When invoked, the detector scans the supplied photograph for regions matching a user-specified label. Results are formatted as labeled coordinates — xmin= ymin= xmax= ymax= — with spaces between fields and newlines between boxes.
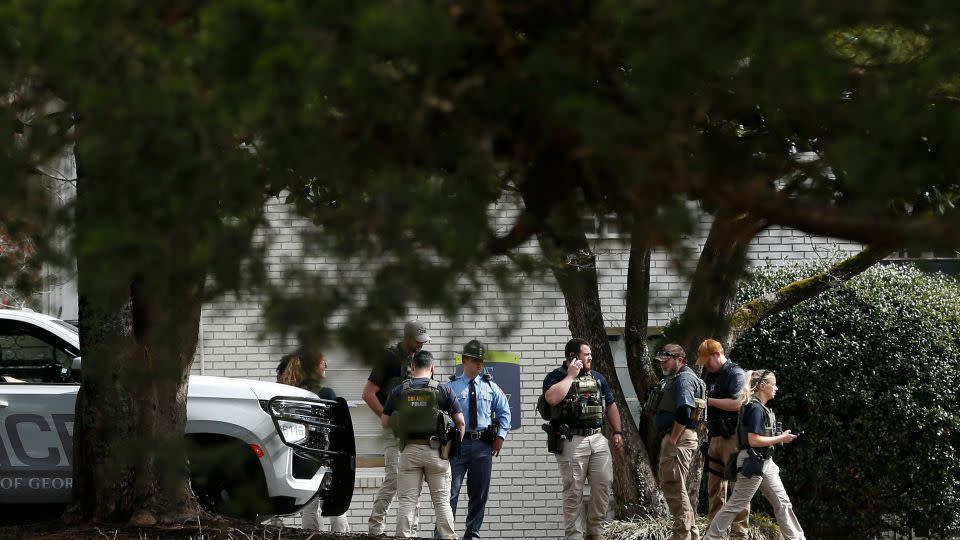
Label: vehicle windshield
xmin=52 ymin=318 xmax=79 ymax=336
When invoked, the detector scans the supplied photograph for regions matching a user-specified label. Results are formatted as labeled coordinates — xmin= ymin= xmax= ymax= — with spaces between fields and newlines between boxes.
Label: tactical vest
xmin=737 ymin=400 xmax=778 ymax=459
xmin=382 ymin=344 xmax=413 ymax=403
xmin=390 ymin=379 xmax=446 ymax=441
xmin=550 ymin=373 xmax=605 ymax=427
xmin=653 ymin=370 xmax=708 ymax=424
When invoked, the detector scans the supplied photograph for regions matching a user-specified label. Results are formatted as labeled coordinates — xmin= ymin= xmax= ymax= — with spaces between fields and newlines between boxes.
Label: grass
xmin=603 ymin=513 xmax=781 ymax=540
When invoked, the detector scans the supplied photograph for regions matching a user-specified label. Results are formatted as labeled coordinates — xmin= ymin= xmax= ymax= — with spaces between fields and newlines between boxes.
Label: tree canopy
xmin=2 ymin=0 xmax=960 ymax=527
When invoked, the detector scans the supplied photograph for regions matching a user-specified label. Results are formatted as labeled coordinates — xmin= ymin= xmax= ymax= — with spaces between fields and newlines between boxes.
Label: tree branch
xmin=729 ymin=244 xmax=894 ymax=345
xmin=700 ymin=181 xmax=960 ymax=250
xmin=486 ymin=209 xmax=538 ymax=255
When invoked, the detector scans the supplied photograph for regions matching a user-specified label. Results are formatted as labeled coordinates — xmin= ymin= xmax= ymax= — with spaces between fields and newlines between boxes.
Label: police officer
xmin=381 ymin=350 xmax=466 ymax=539
xmin=651 ymin=344 xmax=705 ymax=540
xmin=438 ymin=339 xmax=511 ymax=540
xmin=703 ymin=369 xmax=804 ymax=540
xmin=363 ymin=320 xmax=430 ymax=535
xmin=698 ymin=338 xmax=748 ymax=539
xmin=542 ymin=338 xmax=624 ymax=540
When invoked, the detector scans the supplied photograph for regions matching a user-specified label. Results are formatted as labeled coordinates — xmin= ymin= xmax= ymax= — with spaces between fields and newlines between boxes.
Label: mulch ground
xmin=0 ymin=517 xmax=386 ymax=540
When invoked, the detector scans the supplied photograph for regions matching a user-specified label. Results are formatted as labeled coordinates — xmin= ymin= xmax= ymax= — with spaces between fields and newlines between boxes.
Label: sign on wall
xmin=454 ymin=351 xmax=521 ymax=430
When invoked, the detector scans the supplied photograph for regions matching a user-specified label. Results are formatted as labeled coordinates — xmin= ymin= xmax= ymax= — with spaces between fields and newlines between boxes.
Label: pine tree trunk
xmin=624 ymin=233 xmax=669 ymax=517
xmin=72 ymin=287 xmax=139 ymax=522
xmin=675 ymin=210 xmax=766 ymax=355
xmin=533 ymin=228 xmax=665 ymax=518
xmin=672 ymin=210 xmax=765 ymax=509
xmin=519 ymin=146 xmax=665 ymax=517
xmin=70 ymin=172 xmax=204 ymax=524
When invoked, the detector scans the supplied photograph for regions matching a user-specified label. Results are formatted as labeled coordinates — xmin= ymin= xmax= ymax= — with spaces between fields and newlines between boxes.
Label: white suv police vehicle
xmin=0 ymin=307 xmax=354 ymax=519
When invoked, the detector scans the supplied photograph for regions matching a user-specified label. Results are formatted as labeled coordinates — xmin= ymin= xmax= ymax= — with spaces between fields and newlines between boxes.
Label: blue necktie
xmin=469 ymin=380 xmax=478 ymax=430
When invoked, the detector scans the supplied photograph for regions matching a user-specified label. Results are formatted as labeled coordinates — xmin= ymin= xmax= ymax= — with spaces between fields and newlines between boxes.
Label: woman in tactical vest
xmin=703 ymin=369 xmax=805 ymax=540
xmin=276 ymin=351 xmax=351 ymax=533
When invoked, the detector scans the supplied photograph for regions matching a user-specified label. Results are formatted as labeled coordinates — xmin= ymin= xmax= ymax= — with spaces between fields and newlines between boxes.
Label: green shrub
xmin=732 ymin=262 xmax=960 ymax=539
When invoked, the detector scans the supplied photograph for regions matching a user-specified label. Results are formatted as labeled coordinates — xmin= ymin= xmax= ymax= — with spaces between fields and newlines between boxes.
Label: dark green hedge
xmin=731 ymin=262 xmax=960 ymax=539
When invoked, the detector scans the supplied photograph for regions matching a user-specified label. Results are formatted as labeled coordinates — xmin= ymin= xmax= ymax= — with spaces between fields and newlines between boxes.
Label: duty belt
xmin=464 ymin=431 xmax=486 ymax=440
xmin=405 ymin=438 xmax=432 ymax=446
xmin=569 ymin=427 xmax=602 ymax=436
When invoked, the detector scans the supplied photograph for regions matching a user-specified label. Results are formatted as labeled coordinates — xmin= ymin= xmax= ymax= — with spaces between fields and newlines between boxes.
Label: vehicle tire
xmin=187 ymin=435 xmax=271 ymax=520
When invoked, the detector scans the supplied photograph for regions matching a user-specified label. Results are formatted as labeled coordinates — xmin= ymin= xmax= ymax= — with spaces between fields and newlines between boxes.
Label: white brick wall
xmin=192 ymin=195 xmax=864 ymax=538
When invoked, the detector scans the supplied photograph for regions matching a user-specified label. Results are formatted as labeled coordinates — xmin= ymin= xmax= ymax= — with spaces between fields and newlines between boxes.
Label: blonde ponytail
xmin=739 ymin=369 xmax=774 ymax=404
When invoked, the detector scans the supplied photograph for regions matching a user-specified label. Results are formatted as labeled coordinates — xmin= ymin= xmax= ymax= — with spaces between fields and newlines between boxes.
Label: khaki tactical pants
xmin=396 ymin=443 xmax=457 ymax=539
xmin=658 ymin=429 xmax=700 ymax=540
xmin=707 ymin=435 xmax=749 ymax=539
xmin=369 ymin=433 xmax=419 ymax=535
xmin=554 ymin=432 xmax=613 ymax=540
xmin=301 ymin=496 xmax=350 ymax=532
xmin=704 ymin=456 xmax=805 ymax=540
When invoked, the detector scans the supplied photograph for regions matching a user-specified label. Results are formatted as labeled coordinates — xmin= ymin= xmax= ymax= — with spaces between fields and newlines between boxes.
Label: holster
xmin=740 ymin=448 xmax=765 ymax=478
xmin=723 ymin=451 xmax=739 ymax=481
xmin=482 ymin=424 xmax=498 ymax=444
xmin=440 ymin=439 xmax=453 ymax=460
xmin=542 ymin=423 xmax=564 ymax=454
xmin=440 ymin=426 xmax=460 ymax=460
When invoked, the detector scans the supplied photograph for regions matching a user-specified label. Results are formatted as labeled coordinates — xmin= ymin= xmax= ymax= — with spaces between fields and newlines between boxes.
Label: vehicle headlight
xmin=278 ymin=420 xmax=308 ymax=445
xmin=268 ymin=396 xmax=335 ymax=451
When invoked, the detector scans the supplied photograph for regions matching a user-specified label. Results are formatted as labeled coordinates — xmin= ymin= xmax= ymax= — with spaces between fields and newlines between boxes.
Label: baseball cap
xmin=697 ymin=339 xmax=723 ymax=366
xmin=403 ymin=320 xmax=431 ymax=343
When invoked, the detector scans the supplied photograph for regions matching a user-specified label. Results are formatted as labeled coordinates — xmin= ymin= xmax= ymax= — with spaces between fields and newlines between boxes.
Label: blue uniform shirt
xmin=448 ymin=372 xmax=512 ymax=439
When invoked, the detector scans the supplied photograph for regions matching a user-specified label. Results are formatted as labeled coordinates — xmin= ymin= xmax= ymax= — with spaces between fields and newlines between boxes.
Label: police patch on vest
xmin=391 ymin=379 xmax=446 ymax=440
xmin=405 ymin=395 xmax=432 ymax=407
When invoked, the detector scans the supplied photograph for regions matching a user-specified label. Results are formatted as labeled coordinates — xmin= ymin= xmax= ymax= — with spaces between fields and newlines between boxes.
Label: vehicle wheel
xmin=188 ymin=435 xmax=271 ymax=520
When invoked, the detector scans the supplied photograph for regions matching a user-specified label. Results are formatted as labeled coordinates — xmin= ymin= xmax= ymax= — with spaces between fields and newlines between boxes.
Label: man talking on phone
xmin=541 ymin=338 xmax=624 ymax=540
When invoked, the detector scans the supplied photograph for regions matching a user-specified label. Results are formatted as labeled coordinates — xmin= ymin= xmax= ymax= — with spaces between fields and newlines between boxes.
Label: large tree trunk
xmin=623 ymin=227 xmax=669 ymax=517
xmin=519 ymin=142 xmax=666 ymax=517
xmin=72 ymin=281 xmax=138 ymax=522
xmin=70 ymin=172 xmax=204 ymax=524
xmin=674 ymin=210 xmax=767 ymax=355
xmin=670 ymin=209 xmax=765 ymax=509
xmin=536 ymin=230 xmax=665 ymax=518
xmin=518 ymin=146 xmax=657 ymax=515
